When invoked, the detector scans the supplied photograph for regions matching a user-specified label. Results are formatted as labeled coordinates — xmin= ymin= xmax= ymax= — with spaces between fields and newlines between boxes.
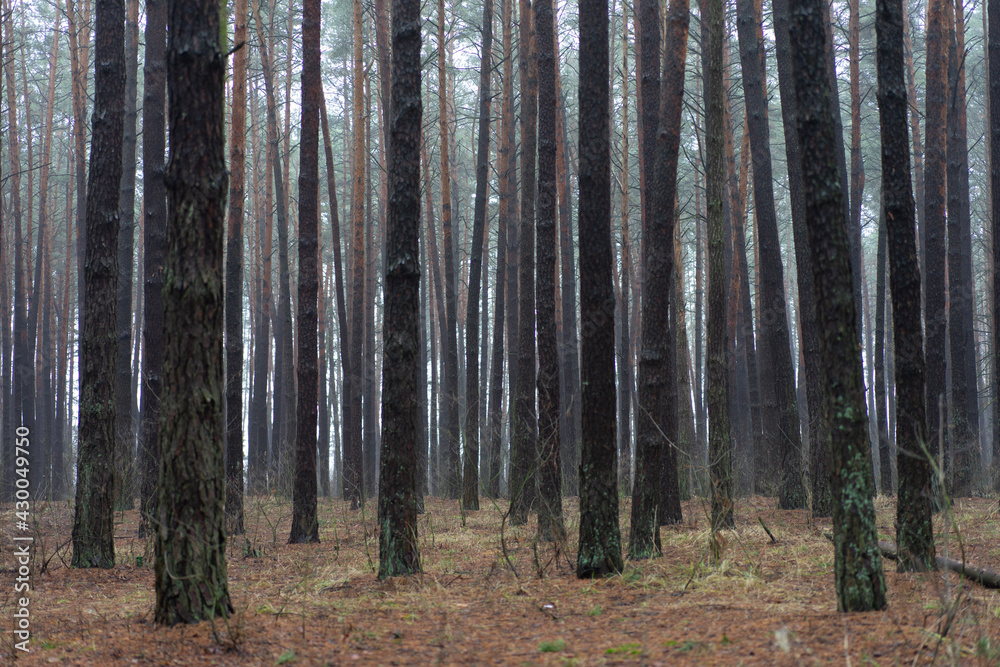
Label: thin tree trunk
xmin=874 ymin=206 xmax=892 ymax=495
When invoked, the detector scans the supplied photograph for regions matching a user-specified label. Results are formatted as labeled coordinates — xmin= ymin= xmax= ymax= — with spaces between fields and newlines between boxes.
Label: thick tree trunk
xmin=618 ymin=0 xmax=634 ymax=496
xmin=791 ymin=0 xmax=887 ymax=611
xmin=71 ymin=0 xmax=125 ymax=569
xmin=576 ymin=0 xmax=623 ymax=578
xmin=377 ymin=0 xmax=422 ymax=577
xmin=289 ymin=0 xmax=321 ymax=544
xmin=155 ymin=0 xmax=233 ymax=621
xmin=876 ymin=0 xmax=936 ymax=571
xmin=535 ymin=0 xmax=563 ymax=540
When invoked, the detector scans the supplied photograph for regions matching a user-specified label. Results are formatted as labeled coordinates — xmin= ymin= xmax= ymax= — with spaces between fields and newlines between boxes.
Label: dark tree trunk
xmin=114 ymin=0 xmax=139 ymax=510
xmin=736 ymin=0 xmax=803 ymax=509
xmin=510 ymin=0 xmax=538 ymax=524
xmin=535 ymin=0 xmax=563 ymax=541
xmin=771 ymin=0 xmax=828 ymax=516
xmin=576 ymin=0 xmax=623 ymax=578
xmin=791 ymin=0 xmax=887 ymax=611
xmin=289 ymin=0 xmax=321 ymax=544
xmin=437 ymin=0 xmax=462 ymax=501
xmin=923 ymin=0 xmax=949 ymax=497
xmin=226 ymin=0 xmax=248 ymax=535
xmin=704 ymin=0 xmax=733 ymax=532
xmin=138 ymin=0 xmax=166 ymax=536
xmin=155 ymin=0 xmax=233 ymax=622
xmin=71 ymin=0 xmax=125 ymax=569
xmin=629 ymin=0 xmax=689 ymax=560
xmin=463 ymin=0 xmax=494 ymax=512
xmin=321 ymin=94 xmax=353 ymax=503
xmin=377 ymin=0 xmax=422 ymax=577
xmin=946 ymin=0 xmax=978 ymax=496
xmin=876 ymin=0 xmax=936 ymax=571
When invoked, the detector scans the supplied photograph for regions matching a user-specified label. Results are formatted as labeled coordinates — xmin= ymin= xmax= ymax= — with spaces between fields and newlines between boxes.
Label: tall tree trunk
xmin=617 ymin=0 xmax=633 ymax=497
xmin=923 ymin=0 xmax=950 ymax=499
xmin=991 ymin=0 xmax=1000 ymax=493
xmin=791 ymin=0 xmax=887 ymax=611
xmin=155 ymin=0 xmax=233 ymax=621
xmin=114 ymin=0 xmax=139 ymax=511
xmin=504 ymin=0 xmax=520 ymax=500
xmin=510 ymin=0 xmax=538 ymax=523
xmin=463 ymin=0 xmax=494 ymax=511
xmin=138 ymin=0 xmax=167 ymax=534
xmin=377 ymin=0 xmax=422 ymax=576
xmin=72 ymin=0 xmax=125 ymax=568
xmin=66 ymin=0 xmax=91 ymax=337
xmin=576 ymin=0 xmax=623 ymax=578
xmin=555 ymin=22 xmax=581 ymax=496
xmin=736 ymin=0 xmax=803 ymax=509
xmin=289 ymin=0 xmax=321 ymax=544
xmin=437 ymin=0 xmax=462 ymax=500
xmin=629 ymin=0 xmax=689 ymax=559
xmin=772 ymin=0 xmax=828 ymax=516
xmin=903 ymin=0 xmax=926 ymax=289
xmin=226 ymin=0 xmax=248 ymax=535
xmin=876 ymin=0 xmax=936 ymax=571
xmin=946 ymin=0 xmax=978 ymax=496
xmin=535 ymin=0 xmax=563 ymax=540
xmin=704 ymin=0 xmax=733 ymax=532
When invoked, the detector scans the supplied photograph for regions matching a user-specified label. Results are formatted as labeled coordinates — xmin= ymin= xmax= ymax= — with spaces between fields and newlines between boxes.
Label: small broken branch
xmin=758 ymin=517 xmax=777 ymax=544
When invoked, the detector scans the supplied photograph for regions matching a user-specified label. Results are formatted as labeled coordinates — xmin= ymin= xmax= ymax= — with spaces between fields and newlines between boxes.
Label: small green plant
xmin=605 ymin=643 xmax=642 ymax=656
xmin=539 ymin=639 xmax=566 ymax=652
xmin=276 ymin=649 xmax=297 ymax=664
xmin=586 ymin=604 xmax=602 ymax=617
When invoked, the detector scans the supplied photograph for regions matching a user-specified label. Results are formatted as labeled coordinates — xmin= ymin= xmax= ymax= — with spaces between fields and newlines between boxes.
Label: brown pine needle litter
xmin=2 ymin=495 xmax=999 ymax=665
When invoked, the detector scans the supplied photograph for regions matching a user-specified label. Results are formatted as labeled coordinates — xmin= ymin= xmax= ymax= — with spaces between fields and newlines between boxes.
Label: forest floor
xmin=2 ymin=492 xmax=1000 ymax=665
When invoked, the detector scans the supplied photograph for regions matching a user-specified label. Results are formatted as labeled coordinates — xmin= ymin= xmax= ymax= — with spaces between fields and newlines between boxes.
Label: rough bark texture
xmin=945 ymin=0 xmax=978 ymax=496
xmin=226 ymin=0 xmax=248 ymax=536
xmin=154 ymin=0 xmax=233 ymax=623
xmin=463 ymin=0 xmax=494 ymax=512
xmin=704 ymin=0 xmax=732 ymax=532
xmin=576 ymin=0 xmax=623 ymax=578
xmin=114 ymin=0 xmax=139 ymax=510
xmin=138 ymin=0 xmax=167 ymax=536
xmin=791 ymin=0 xmax=888 ymax=611
xmin=289 ymin=0 xmax=320 ymax=544
xmin=377 ymin=0 xmax=422 ymax=577
xmin=877 ymin=0 xmax=936 ymax=572
xmin=71 ymin=0 xmax=125 ymax=570
xmin=923 ymin=0 xmax=949 ymax=491
xmin=992 ymin=0 xmax=1000 ymax=495
xmin=534 ymin=0 xmax=563 ymax=540
xmin=629 ymin=0 xmax=689 ymax=559
xmin=736 ymin=0 xmax=803 ymax=509
xmin=510 ymin=0 xmax=538 ymax=524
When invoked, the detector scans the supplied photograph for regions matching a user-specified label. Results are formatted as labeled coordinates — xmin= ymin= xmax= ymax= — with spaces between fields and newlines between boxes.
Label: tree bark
xmin=791 ymin=0 xmax=888 ymax=610
xmin=71 ymin=0 xmax=125 ymax=569
xmin=576 ymin=0 xmax=623 ymax=578
xmin=377 ymin=0 xmax=422 ymax=577
xmin=155 ymin=0 xmax=233 ymax=621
